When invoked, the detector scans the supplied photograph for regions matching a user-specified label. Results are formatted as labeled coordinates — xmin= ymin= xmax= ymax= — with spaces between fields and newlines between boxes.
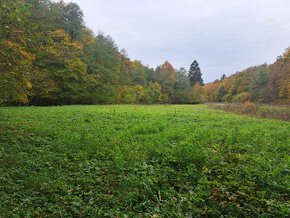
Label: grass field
xmin=0 ymin=105 xmax=289 ymax=217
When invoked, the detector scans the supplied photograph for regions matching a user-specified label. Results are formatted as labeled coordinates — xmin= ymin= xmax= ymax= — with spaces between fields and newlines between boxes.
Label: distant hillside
xmin=204 ymin=48 xmax=290 ymax=104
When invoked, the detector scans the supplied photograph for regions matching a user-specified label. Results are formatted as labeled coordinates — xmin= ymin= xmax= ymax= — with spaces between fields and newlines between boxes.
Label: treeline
xmin=0 ymin=0 xmax=289 ymax=106
xmin=204 ymin=48 xmax=290 ymax=105
xmin=0 ymin=0 xmax=205 ymax=106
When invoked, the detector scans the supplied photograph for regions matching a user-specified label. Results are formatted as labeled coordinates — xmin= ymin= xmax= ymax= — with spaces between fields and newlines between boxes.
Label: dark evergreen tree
xmin=220 ymin=74 xmax=226 ymax=81
xmin=188 ymin=60 xmax=204 ymax=86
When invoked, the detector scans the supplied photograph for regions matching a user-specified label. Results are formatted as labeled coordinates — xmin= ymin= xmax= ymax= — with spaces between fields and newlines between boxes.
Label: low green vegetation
xmin=0 ymin=105 xmax=289 ymax=217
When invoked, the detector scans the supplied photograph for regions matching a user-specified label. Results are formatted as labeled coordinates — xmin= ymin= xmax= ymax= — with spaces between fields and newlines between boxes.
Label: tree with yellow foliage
xmin=0 ymin=0 xmax=34 ymax=105
xmin=31 ymin=30 xmax=87 ymax=105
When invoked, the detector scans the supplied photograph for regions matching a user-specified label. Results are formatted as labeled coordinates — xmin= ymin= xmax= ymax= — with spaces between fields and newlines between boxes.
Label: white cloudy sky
xmin=62 ymin=0 xmax=290 ymax=83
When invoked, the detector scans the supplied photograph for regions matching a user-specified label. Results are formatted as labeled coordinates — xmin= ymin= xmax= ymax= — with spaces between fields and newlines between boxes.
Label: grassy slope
xmin=0 ymin=105 xmax=289 ymax=217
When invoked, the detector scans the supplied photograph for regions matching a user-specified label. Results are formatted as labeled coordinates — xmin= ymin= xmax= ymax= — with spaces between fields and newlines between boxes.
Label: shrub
xmin=240 ymin=101 xmax=258 ymax=114
xmin=232 ymin=92 xmax=251 ymax=103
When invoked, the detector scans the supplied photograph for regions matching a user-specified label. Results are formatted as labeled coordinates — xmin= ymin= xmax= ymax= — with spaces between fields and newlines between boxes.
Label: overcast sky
xmin=62 ymin=0 xmax=290 ymax=83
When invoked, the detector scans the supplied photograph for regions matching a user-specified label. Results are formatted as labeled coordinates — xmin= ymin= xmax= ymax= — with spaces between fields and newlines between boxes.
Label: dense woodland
xmin=204 ymin=52 xmax=290 ymax=105
xmin=0 ymin=0 xmax=289 ymax=106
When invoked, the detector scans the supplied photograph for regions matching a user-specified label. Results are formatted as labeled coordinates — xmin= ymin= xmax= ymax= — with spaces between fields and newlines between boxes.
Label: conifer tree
xmin=188 ymin=60 xmax=204 ymax=86
xmin=220 ymin=74 xmax=226 ymax=81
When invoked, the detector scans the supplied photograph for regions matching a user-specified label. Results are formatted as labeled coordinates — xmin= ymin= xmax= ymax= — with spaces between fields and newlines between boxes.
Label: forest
xmin=0 ymin=0 xmax=289 ymax=106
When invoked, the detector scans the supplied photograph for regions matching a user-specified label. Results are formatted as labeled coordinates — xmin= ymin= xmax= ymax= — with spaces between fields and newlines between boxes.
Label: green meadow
xmin=0 ymin=105 xmax=289 ymax=217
